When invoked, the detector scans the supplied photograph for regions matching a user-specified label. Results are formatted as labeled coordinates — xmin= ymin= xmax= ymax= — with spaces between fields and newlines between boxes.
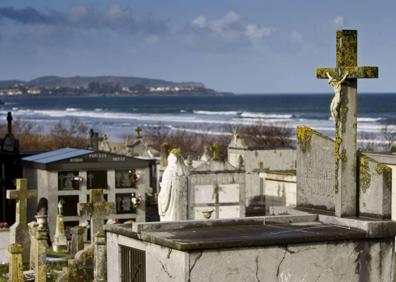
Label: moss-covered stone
xmin=375 ymin=163 xmax=392 ymax=191
xmin=359 ymin=155 xmax=371 ymax=193
xmin=296 ymin=126 xmax=315 ymax=152
xmin=170 ymin=148 xmax=181 ymax=156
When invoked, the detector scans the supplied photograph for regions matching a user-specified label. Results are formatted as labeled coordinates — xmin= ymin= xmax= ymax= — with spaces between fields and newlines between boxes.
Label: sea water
xmin=0 ymin=94 xmax=395 ymax=144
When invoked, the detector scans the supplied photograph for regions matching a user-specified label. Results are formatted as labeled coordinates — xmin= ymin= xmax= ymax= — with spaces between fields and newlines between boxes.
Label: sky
xmin=0 ymin=1 xmax=395 ymax=94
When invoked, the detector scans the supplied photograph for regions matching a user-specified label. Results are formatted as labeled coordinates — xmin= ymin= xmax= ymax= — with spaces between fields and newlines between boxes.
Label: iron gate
xmin=120 ymin=245 xmax=146 ymax=282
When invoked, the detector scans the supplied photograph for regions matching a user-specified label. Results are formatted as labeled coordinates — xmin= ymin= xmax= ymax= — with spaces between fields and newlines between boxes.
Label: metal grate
xmin=120 ymin=245 xmax=146 ymax=282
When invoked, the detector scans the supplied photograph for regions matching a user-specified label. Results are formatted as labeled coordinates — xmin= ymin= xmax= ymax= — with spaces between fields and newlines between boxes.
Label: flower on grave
xmin=128 ymin=169 xmax=141 ymax=185
xmin=73 ymin=176 xmax=84 ymax=183
xmin=131 ymin=192 xmax=142 ymax=209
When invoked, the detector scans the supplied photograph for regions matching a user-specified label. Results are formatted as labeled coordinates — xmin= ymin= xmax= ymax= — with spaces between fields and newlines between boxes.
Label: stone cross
xmin=94 ymin=231 xmax=107 ymax=282
xmin=6 ymin=179 xmax=36 ymax=225
xmin=8 ymin=243 xmax=24 ymax=282
xmin=317 ymin=30 xmax=378 ymax=217
xmin=135 ymin=127 xmax=142 ymax=138
xmin=78 ymin=189 xmax=115 ymax=240
xmin=7 ymin=112 xmax=12 ymax=134
xmin=6 ymin=179 xmax=36 ymax=263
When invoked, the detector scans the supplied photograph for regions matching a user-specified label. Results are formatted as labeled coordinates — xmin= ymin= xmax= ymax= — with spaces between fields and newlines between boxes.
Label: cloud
xmin=332 ymin=16 xmax=346 ymax=28
xmin=189 ymin=10 xmax=272 ymax=47
xmin=245 ymin=24 xmax=272 ymax=40
xmin=0 ymin=5 xmax=169 ymax=35
xmin=0 ymin=7 xmax=59 ymax=24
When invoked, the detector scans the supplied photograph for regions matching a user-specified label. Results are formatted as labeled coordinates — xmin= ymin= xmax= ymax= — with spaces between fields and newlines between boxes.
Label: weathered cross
xmin=135 ymin=127 xmax=142 ymax=138
xmin=316 ymin=30 xmax=378 ymax=217
xmin=78 ymin=189 xmax=115 ymax=239
xmin=7 ymin=112 xmax=12 ymax=134
xmin=6 ymin=178 xmax=36 ymax=225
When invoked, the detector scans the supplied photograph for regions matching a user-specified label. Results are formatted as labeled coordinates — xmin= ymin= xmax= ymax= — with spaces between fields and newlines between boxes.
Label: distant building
xmin=22 ymin=148 xmax=152 ymax=240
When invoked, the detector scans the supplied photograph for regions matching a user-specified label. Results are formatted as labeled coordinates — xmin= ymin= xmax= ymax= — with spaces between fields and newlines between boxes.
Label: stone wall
xmin=228 ymin=148 xmax=296 ymax=172
xmin=296 ymin=128 xmax=335 ymax=211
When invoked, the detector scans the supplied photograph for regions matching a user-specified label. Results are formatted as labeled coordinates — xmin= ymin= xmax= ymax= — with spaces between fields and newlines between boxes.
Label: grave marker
xmin=6 ymin=178 xmax=36 ymax=262
xmin=317 ymin=30 xmax=378 ymax=217
xmin=78 ymin=189 xmax=115 ymax=240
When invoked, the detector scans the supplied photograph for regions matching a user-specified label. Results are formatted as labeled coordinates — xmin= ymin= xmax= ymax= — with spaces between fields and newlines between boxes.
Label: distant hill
xmin=0 ymin=80 xmax=25 ymax=87
xmin=0 ymin=75 xmax=206 ymax=89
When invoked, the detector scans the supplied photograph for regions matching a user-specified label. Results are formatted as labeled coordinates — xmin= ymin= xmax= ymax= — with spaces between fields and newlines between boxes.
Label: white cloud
xmin=332 ymin=16 xmax=345 ymax=28
xmin=245 ymin=24 xmax=272 ymax=40
xmin=192 ymin=15 xmax=207 ymax=28
xmin=191 ymin=11 xmax=271 ymax=43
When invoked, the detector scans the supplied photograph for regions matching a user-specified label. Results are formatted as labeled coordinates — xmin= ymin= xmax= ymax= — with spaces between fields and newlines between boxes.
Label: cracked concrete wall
xmin=106 ymin=232 xmax=395 ymax=282
xmin=146 ymin=244 xmax=188 ymax=282
xmin=188 ymin=240 xmax=394 ymax=282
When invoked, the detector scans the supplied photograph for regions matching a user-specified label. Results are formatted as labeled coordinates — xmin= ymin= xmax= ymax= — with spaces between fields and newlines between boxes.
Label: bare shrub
xmin=239 ymin=122 xmax=293 ymax=149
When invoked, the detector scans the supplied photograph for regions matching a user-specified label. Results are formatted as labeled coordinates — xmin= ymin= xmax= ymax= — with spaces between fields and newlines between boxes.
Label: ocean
xmin=1 ymin=94 xmax=395 ymax=144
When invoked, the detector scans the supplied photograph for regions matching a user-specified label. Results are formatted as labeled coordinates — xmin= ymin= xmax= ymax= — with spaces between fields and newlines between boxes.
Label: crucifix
xmin=317 ymin=30 xmax=378 ymax=217
xmin=7 ymin=178 xmax=36 ymax=225
xmin=78 ymin=189 xmax=115 ymax=239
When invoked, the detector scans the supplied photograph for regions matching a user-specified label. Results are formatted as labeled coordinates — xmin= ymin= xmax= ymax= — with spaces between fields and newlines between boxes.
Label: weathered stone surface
xmin=70 ymin=226 xmax=85 ymax=256
xmin=53 ymin=201 xmax=68 ymax=252
xmin=28 ymin=221 xmax=38 ymax=270
xmin=316 ymin=29 xmax=379 ymax=217
xmin=260 ymin=170 xmax=296 ymax=213
xmin=57 ymin=244 xmax=94 ymax=282
xmin=8 ymin=243 xmax=23 ymax=282
xmin=359 ymin=154 xmax=392 ymax=219
xmin=296 ymin=126 xmax=335 ymax=212
xmin=6 ymin=178 xmax=36 ymax=262
xmin=94 ymin=231 xmax=106 ymax=282
xmin=188 ymin=240 xmax=394 ymax=282
xmin=34 ymin=224 xmax=48 ymax=282
xmin=78 ymin=189 xmax=115 ymax=240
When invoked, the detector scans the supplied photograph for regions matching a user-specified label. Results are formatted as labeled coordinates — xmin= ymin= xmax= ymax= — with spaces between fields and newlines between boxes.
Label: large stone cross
xmin=78 ymin=189 xmax=115 ymax=239
xmin=316 ymin=30 xmax=378 ymax=217
xmin=6 ymin=179 xmax=36 ymax=225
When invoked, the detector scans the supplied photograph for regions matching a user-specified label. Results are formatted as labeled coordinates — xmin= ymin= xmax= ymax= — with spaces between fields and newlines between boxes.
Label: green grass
xmin=0 ymin=264 xmax=7 ymax=282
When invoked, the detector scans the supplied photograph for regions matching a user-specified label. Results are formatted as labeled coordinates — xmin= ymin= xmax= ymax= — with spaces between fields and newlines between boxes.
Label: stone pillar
xmin=8 ymin=243 xmax=24 ymax=282
xmin=28 ymin=221 xmax=38 ymax=270
xmin=53 ymin=212 xmax=68 ymax=252
xmin=34 ymin=215 xmax=48 ymax=282
xmin=70 ymin=226 xmax=85 ymax=256
xmin=94 ymin=231 xmax=107 ymax=282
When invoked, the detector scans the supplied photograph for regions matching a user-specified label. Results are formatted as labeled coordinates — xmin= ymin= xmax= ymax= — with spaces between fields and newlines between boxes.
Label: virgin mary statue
xmin=158 ymin=148 xmax=189 ymax=221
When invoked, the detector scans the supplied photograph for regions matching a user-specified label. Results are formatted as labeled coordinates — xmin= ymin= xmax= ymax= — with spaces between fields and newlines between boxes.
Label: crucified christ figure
xmin=327 ymin=71 xmax=349 ymax=122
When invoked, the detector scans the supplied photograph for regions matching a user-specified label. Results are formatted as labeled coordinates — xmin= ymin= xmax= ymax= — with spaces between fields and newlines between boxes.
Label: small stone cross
xmin=135 ymin=127 xmax=142 ymax=138
xmin=78 ymin=189 xmax=115 ymax=239
xmin=6 ymin=179 xmax=36 ymax=225
xmin=316 ymin=30 xmax=378 ymax=217
xmin=7 ymin=112 xmax=12 ymax=134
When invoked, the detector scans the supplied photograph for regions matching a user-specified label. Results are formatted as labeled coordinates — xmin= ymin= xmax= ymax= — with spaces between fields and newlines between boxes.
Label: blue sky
xmin=0 ymin=1 xmax=395 ymax=93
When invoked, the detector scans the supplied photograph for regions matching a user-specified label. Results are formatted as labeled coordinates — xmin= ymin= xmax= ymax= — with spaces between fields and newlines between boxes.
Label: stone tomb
xmin=106 ymin=215 xmax=396 ymax=281
xmin=188 ymin=158 xmax=246 ymax=220
xmin=296 ymin=126 xmax=335 ymax=211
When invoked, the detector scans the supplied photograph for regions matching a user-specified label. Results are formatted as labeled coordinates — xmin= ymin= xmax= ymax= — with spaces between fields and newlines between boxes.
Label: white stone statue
xmin=158 ymin=149 xmax=189 ymax=221
xmin=327 ymin=71 xmax=349 ymax=122
xmin=57 ymin=200 xmax=64 ymax=216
